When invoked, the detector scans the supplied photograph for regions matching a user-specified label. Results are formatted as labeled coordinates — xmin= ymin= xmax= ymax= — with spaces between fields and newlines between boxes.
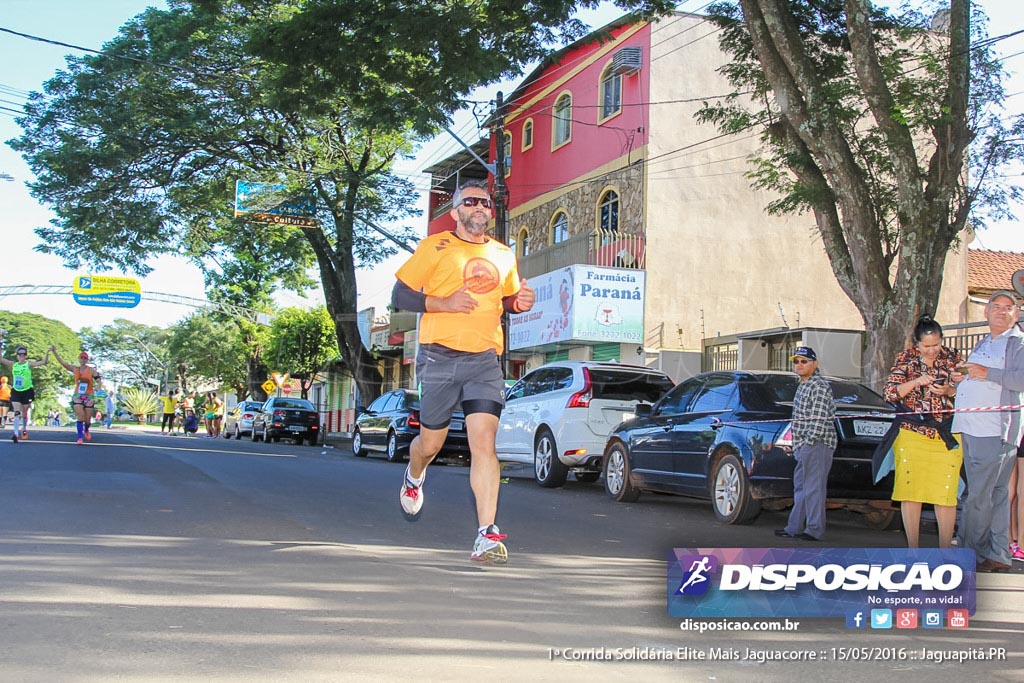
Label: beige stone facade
xmin=509 ymin=160 xmax=645 ymax=256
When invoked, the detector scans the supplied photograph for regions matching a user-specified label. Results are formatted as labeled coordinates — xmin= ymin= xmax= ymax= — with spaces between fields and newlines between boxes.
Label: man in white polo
xmin=953 ymin=290 xmax=1024 ymax=572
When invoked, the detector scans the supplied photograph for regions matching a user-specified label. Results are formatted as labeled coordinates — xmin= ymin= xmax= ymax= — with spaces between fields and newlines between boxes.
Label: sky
xmin=0 ymin=0 xmax=1022 ymax=335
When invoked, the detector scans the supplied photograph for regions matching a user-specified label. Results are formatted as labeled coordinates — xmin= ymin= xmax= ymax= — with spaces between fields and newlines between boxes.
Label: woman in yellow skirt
xmin=882 ymin=315 xmax=964 ymax=548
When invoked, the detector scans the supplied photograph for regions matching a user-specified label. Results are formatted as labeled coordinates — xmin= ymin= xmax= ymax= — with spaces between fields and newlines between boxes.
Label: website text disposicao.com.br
xmin=678 ymin=618 xmax=800 ymax=634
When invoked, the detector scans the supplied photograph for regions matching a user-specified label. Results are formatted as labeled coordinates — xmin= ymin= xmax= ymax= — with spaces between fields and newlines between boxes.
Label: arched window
xmin=550 ymin=211 xmax=569 ymax=245
xmin=502 ymin=131 xmax=512 ymax=177
xmin=599 ymin=66 xmax=622 ymax=120
xmin=517 ymin=227 xmax=531 ymax=257
xmin=553 ymin=93 xmax=572 ymax=147
xmin=598 ymin=190 xmax=619 ymax=235
xmin=521 ymin=119 xmax=534 ymax=151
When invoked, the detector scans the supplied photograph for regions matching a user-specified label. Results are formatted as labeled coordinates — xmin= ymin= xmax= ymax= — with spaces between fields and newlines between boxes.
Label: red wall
xmin=498 ymin=23 xmax=651 ymax=209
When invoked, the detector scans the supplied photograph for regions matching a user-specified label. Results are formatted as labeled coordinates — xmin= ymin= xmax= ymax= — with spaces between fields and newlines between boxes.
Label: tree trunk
xmin=303 ymin=206 xmax=383 ymax=406
xmin=738 ymin=0 xmax=970 ymax=390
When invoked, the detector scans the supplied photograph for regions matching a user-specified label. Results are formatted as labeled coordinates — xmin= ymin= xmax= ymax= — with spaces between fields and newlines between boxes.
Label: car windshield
xmin=274 ymin=399 xmax=315 ymax=410
xmin=243 ymin=402 xmax=263 ymax=411
xmin=760 ymin=375 xmax=890 ymax=410
xmin=588 ymin=368 xmax=674 ymax=403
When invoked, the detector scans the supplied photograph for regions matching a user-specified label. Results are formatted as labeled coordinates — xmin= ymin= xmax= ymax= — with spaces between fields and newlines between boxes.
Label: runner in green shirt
xmin=0 ymin=344 xmax=50 ymax=443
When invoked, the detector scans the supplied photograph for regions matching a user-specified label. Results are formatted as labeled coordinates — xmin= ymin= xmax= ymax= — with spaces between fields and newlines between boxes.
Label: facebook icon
xmin=845 ymin=610 xmax=866 ymax=629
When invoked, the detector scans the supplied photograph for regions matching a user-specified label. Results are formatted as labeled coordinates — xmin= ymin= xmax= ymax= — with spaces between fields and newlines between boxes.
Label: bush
xmin=119 ymin=386 xmax=159 ymax=424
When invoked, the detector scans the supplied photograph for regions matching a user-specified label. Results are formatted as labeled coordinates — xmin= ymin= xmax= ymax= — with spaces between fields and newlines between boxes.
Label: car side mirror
xmin=634 ymin=404 xmax=653 ymax=418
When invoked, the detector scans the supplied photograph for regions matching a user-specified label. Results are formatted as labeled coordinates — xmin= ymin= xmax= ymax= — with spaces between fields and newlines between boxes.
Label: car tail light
xmin=242 ymin=413 xmax=253 ymax=420
xmin=273 ymin=410 xmax=286 ymax=418
xmin=566 ymin=367 xmax=592 ymax=408
xmin=775 ymin=423 xmax=794 ymax=450
xmin=408 ymin=410 xmax=421 ymax=428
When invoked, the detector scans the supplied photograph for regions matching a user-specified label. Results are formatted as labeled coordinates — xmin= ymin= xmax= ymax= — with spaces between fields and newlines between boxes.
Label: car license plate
xmin=853 ymin=420 xmax=888 ymax=438
xmin=450 ymin=420 xmax=464 ymax=431
xmin=288 ymin=426 xmax=305 ymax=432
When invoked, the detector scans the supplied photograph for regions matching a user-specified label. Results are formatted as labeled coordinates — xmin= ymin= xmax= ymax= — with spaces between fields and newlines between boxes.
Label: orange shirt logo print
xmin=463 ymin=258 xmax=500 ymax=295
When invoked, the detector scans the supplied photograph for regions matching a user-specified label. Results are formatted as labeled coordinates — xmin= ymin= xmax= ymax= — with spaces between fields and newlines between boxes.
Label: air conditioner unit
xmin=611 ymin=47 xmax=642 ymax=75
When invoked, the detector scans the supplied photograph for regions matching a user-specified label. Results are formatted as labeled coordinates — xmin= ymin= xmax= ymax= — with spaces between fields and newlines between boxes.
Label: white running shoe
xmin=470 ymin=525 xmax=508 ymax=564
xmin=400 ymin=465 xmax=424 ymax=520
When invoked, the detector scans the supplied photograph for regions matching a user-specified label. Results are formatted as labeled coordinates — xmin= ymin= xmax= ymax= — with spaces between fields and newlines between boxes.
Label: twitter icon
xmin=870 ymin=609 xmax=893 ymax=629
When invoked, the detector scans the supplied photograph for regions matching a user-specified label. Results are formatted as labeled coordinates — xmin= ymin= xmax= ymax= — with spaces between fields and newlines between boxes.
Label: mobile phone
xmin=933 ymin=377 xmax=947 ymax=386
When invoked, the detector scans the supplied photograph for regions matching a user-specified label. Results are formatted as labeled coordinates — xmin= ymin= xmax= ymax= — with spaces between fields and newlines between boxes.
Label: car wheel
xmin=604 ymin=441 xmax=640 ymax=502
xmin=533 ymin=428 xmax=568 ymax=488
xmin=574 ymin=472 xmax=600 ymax=484
xmin=385 ymin=431 xmax=402 ymax=463
xmin=251 ymin=423 xmax=262 ymax=442
xmin=863 ymin=509 xmax=902 ymax=531
xmin=352 ymin=429 xmax=366 ymax=457
xmin=710 ymin=453 xmax=761 ymax=525
xmin=307 ymin=436 xmax=319 ymax=447
xmin=271 ymin=432 xmax=280 ymax=443
xmin=234 ymin=425 xmax=241 ymax=440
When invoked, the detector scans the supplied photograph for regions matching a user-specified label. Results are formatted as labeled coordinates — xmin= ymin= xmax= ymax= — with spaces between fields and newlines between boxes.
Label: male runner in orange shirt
xmin=391 ymin=179 xmax=534 ymax=563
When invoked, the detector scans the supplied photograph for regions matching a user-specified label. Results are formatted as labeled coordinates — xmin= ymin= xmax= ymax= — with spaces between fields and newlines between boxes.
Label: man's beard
xmin=460 ymin=211 xmax=490 ymax=236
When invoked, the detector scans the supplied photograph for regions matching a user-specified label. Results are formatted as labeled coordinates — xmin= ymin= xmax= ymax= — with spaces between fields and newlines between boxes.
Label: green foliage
xmin=0 ymin=310 xmax=82 ymax=399
xmin=78 ymin=320 xmax=170 ymax=388
xmin=239 ymin=0 xmax=678 ymax=133
xmin=265 ymin=306 xmax=336 ymax=397
xmin=118 ymin=385 xmax=159 ymax=420
xmin=167 ymin=311 xmax=249 ymax=396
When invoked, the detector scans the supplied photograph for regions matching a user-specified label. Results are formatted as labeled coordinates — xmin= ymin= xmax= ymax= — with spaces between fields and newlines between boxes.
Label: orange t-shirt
xmin=0 ymin=382 xmax=10 ymax=401
xmin=396 ymin=231 xmax=520 ymax=353
xmin=73 ymin=366 xmax=95 ymax=396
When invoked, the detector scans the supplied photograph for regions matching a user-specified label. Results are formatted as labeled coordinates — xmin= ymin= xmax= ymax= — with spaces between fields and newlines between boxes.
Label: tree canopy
xmin=699 ymin=0 xmax=1023 ymax=386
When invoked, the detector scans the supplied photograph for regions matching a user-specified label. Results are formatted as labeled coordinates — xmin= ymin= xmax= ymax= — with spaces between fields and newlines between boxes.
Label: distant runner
xmin=51 ymin=347 xmax=98 ymax=445
xmin=0 ymin=344 xmax=50 ymax=443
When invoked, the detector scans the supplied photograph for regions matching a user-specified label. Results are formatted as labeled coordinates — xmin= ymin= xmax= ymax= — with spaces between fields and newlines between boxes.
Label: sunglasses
xmin=792 ymin=359 xmax=813 ymax=365
xmin=459 ymin=197 xmax=493 ymax=209
xmin=16 ymin=351 xmax=27 ymax=356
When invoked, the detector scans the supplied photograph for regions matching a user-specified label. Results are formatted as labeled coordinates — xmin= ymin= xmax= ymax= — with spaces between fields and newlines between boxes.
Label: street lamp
xmin=125 ymin=335 xmax=170 ymax=393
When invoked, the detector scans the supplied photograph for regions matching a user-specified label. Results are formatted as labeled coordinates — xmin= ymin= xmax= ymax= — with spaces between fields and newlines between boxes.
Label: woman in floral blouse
xmin=882 ymin=315 xmax=964 ymax=548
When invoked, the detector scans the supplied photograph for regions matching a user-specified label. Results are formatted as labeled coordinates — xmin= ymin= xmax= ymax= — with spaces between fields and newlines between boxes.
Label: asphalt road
xmin=0 ymin=425 xmax=1021 ymax=682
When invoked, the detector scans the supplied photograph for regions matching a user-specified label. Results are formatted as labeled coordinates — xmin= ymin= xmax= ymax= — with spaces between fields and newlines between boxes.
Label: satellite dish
xmin=1013 ymin=269 xmax=1024 ymax=300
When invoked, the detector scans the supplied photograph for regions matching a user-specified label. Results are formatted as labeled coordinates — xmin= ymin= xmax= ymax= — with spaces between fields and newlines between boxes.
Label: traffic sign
xmin=282 ymin=385 xmax=292 ymax=395
xmin=271 ymin=372 xmax=289 ymax=388
xmin=261 ymin=379 xmax=276 ymax=394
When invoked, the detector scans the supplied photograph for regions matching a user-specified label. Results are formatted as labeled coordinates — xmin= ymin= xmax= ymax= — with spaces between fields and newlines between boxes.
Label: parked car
xmin=251 ymin=396 xmax=320 ymax=446
xmin=223 ymin=400 xmax=265 ymax=440
xmin=602 ymin=370 xmax=897 ymax=527
xmin=351 ymin=389 xmax=469 ymax=462
xmin=496 ymin=361 xmax=675 ymax=487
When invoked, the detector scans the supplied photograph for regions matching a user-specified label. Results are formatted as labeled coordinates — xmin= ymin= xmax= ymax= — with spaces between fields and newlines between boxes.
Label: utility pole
xmin=492 ymin=91 xmax=511 ymax=379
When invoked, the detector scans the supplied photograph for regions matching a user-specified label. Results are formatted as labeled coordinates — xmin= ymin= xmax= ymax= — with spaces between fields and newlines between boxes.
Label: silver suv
xmin=496 ymin=361 xmax=674 ymax=487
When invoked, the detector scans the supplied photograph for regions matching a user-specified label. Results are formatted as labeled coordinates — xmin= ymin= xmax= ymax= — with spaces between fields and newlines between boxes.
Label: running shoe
xmin=20 ymin=431 xmax=27 ymax=440
xmin=400 ymin=465 xmax=424 ymax=520
xmin=76 ymin=438 xmax=83 ymax=445
xmin=84 ymin=431 xmax=92 ymax=442
xmin=11 ymin=433 xmax=18 ymax=443
xmin=470 ymin=525 xmax=508 ymax=564
xmin=1011 ymin=542 xmax=1024 ymax=562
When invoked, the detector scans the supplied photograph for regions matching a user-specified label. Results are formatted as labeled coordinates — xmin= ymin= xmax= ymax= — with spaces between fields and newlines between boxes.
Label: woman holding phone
xmin=880 ymin=315 xmax=964 ymax=548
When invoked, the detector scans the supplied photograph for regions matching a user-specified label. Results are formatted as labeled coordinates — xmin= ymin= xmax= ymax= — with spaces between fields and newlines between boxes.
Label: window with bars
xmin=598 ymin=190 xmax=619 ymax=234
xmin=550 ymin=211 xmax=569 ymax=244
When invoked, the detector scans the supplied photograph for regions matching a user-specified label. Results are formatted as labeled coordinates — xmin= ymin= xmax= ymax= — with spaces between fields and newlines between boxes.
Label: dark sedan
xmin=251 ymin=397 xmax=320 ymax=446
xmin=602 ymin=371 xmax=897 ymax=528
xmin=352 ymin=389 xmax=470 ymax=463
